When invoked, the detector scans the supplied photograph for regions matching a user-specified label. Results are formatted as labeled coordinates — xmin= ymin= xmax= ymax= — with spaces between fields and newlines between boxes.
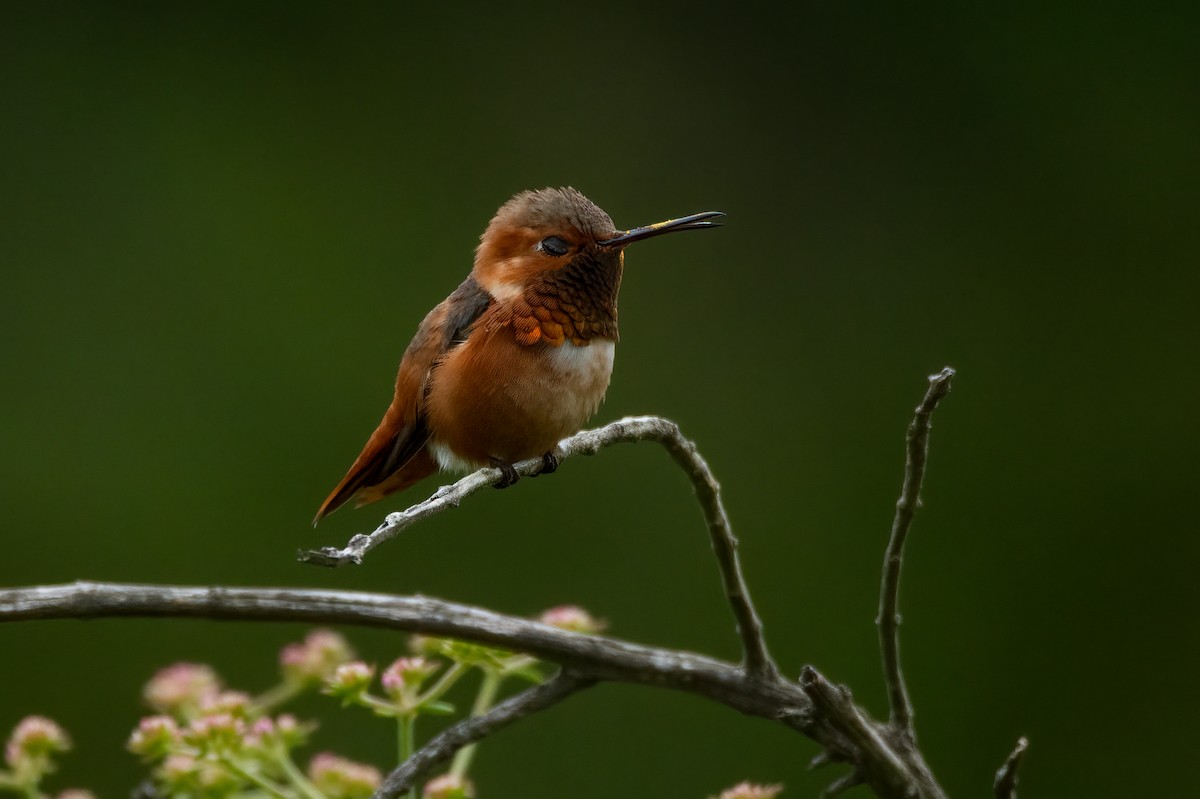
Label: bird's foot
xmin=490 ymin=458 xmax=520 ymax=489
xmin=532 ymin=449 xmax=560 ymax=477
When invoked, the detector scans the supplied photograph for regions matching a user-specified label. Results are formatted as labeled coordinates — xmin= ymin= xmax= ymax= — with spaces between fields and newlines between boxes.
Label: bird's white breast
xmin=550 ymin=338 xmax=615 ymax=384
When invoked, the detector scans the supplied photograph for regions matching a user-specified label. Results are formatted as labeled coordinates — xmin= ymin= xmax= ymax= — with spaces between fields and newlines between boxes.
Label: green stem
xmin=398 ymin=713 xmax=417 ymax=799
xmin=252 ymin=680 xmax=305 ymax=714
xmin=416 ymin=661 xmax=468 ymax=707
xmin=501 ymin=655 xmax=538 ymax=674
xmin=275 ymin=746 xmax=327 ymax=799
xmin=449 ymin=669 xmax=503 ymax=779
xmin=218 ymin=757 xmax=293 ymax=799
xmin=0 ymin=772 xmax=33 ymax=796
xmin=362 ymin=693 xmax=404 ymax=715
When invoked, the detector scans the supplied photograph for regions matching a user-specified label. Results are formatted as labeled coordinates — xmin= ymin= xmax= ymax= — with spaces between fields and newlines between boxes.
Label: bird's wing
xmin=314 ymin=275 xmax=492 ymax=521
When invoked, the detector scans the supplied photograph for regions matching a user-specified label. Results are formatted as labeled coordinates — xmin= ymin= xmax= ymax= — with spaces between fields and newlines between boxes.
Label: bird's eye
xmin=538 ymin=236 xmax=570 ymax=257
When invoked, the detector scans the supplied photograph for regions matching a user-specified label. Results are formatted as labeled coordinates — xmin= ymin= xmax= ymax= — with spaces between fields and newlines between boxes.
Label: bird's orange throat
xmin=498 ymin=250 xmax=623 ymax=348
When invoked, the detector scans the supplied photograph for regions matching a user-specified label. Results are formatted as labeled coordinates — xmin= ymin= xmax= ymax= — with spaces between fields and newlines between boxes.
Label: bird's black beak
xmin=597 ymin=211 xmax=724 ymax=247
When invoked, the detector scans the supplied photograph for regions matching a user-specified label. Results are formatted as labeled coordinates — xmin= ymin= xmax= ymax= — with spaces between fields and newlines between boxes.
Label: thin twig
xmin=820 ymin=768 xmax=864 ymax=798
xmin=374 ymin=671 xmax=594 ymax=799
xmin=993 ymin=737 xmax=1029 ymax=799
xmin=302 ymin=415 xmax=778 ymax=681
xmin=876 ymin=367 xmax=955 ymax=737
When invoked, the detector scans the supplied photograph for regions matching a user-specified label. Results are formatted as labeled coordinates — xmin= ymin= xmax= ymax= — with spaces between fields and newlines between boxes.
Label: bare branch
xmin=993 ymin=737 xmax=1029 ymax=799
xmin=876 ymin=367 xmax=955 ymax=737
xmin=0 ymin=581 xmax=949 ymax=798
xmin=302 ymin=415 xmax=778 ymax=681
xmin=0 ymin=380 xmax=1010 ymax=799
xmin=0 ymin=581 xmax=802 ymax=726
xmin=800 ymin=666 xmax=946 ymax=799
xmin=374 ymin=670 xmax=594 ymax=799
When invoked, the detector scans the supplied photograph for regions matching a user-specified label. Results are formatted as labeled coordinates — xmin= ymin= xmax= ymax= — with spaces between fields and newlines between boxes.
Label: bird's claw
xmin=490 ymin=459 xmax=520 ymax=489
xmin=532 ymin=450 xmax=560 ymax=477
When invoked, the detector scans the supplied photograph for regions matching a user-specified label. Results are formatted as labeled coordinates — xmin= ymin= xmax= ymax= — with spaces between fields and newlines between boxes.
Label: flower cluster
xmin=280 ymin=629 xmax=356 ymax=688
xmin=0 ymin=715 xmax=92 ymax=798
xmin=126 ymin=629 xmax=378 ymax=799
xmin=3 ymin=605 xmax=680 ymax=799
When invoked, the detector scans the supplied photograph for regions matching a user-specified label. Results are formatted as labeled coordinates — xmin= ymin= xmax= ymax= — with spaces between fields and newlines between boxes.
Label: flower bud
xmin=325 ymin=662 xmax=375 ymax=703
xmin=308 ymin=751 xmax=382 ymax=799
xmin=423 ymin=773 xmax=475 ymax=799
xmin=127 ymin=715 xmax=180 ymax=759
xmin=280 ymin=630 xmax=354 ymax=686
xmin=381 ymin=657 xmax=439 ymax=701
xmin=161 ymin=755 xmax=238 ymax=792
xmin=157 ymin=753 xmax=200 ymax=792
xmin=716 ymin=782 xmax=783 ymax=799
xmin=274 ymin=713 xmax=314 ymax=749
xmin=241 ymin=717 xmax=276 ymax=754
xmin=199 ymin=691 xmax=252 ymax=718
xmin=538 ymin=605 xmax=606 ymax=635
xmin=182 ymin=713 xmax=244 ymax=754
xmin=143 ymin=663 xmax=221 ymax=717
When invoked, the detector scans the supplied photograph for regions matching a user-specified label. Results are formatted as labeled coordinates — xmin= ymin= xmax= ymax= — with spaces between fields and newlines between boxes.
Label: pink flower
xmin=381 ymin=657 xmax=439 ymax=700
xmin=538 ymin=605 xmax=606 ymax=634
xmin=716 ymin=782 xmax=784 ymax=799
xmin=308 ymin=751 xmax=382 ymax=798
xmin=127 ymin=715 xmax=180 ymax=758
xmin=5 ymin=715 xmax=70 ymax=768
xmin=274 ymin=713 xmax=314 ymax=748
xmin=143 ymin=663 xmax=221 ymax=716
xmin=182 ymin=713 xmax=245 ymax=754
xmin=280 ymin=630 xmax=354 ymax=686
xmin=160 ymin=753 xmax=196 ymax=776
xmin=325 ymin=661 xmax=375 ymax=702
xmin=158 ymin=753 xmax=237 ymax=791
xmin=199 ymin=691 xmax=252 ymax=717
xmin=423 ymin=773 xmax=475 ymax=799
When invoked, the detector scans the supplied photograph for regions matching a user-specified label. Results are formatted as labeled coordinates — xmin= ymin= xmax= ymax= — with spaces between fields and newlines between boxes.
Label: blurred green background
xmin=2 ymin=1 xmax=1197 ymax=796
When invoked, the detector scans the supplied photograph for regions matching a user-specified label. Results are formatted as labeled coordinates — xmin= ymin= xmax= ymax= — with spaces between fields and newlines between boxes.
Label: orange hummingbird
xmin=314 ymin=187 xmax=722 ymax=522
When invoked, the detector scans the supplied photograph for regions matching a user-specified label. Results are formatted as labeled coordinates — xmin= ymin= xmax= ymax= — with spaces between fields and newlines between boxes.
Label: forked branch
xmin=0 ymin=368 xmax=1020 ymax=799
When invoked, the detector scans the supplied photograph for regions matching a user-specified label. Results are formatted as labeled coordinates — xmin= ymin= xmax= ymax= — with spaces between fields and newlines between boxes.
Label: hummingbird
xmin=315 ymin=187 xmax=722 ymax=522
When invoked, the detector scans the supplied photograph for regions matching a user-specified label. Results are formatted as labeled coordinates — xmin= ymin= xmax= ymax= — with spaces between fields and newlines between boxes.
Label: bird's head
xmin=473 ymin=187 xmax=722 ymax=300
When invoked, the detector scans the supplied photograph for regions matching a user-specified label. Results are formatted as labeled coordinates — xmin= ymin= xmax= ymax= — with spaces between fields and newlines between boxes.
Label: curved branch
xmin=302 ymin=415 xmax=778 ymax=680
xmin=375 ymin=670 xmax=594 ymax=799
xmin=876 ymin=368 xmax=954 ymax=737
